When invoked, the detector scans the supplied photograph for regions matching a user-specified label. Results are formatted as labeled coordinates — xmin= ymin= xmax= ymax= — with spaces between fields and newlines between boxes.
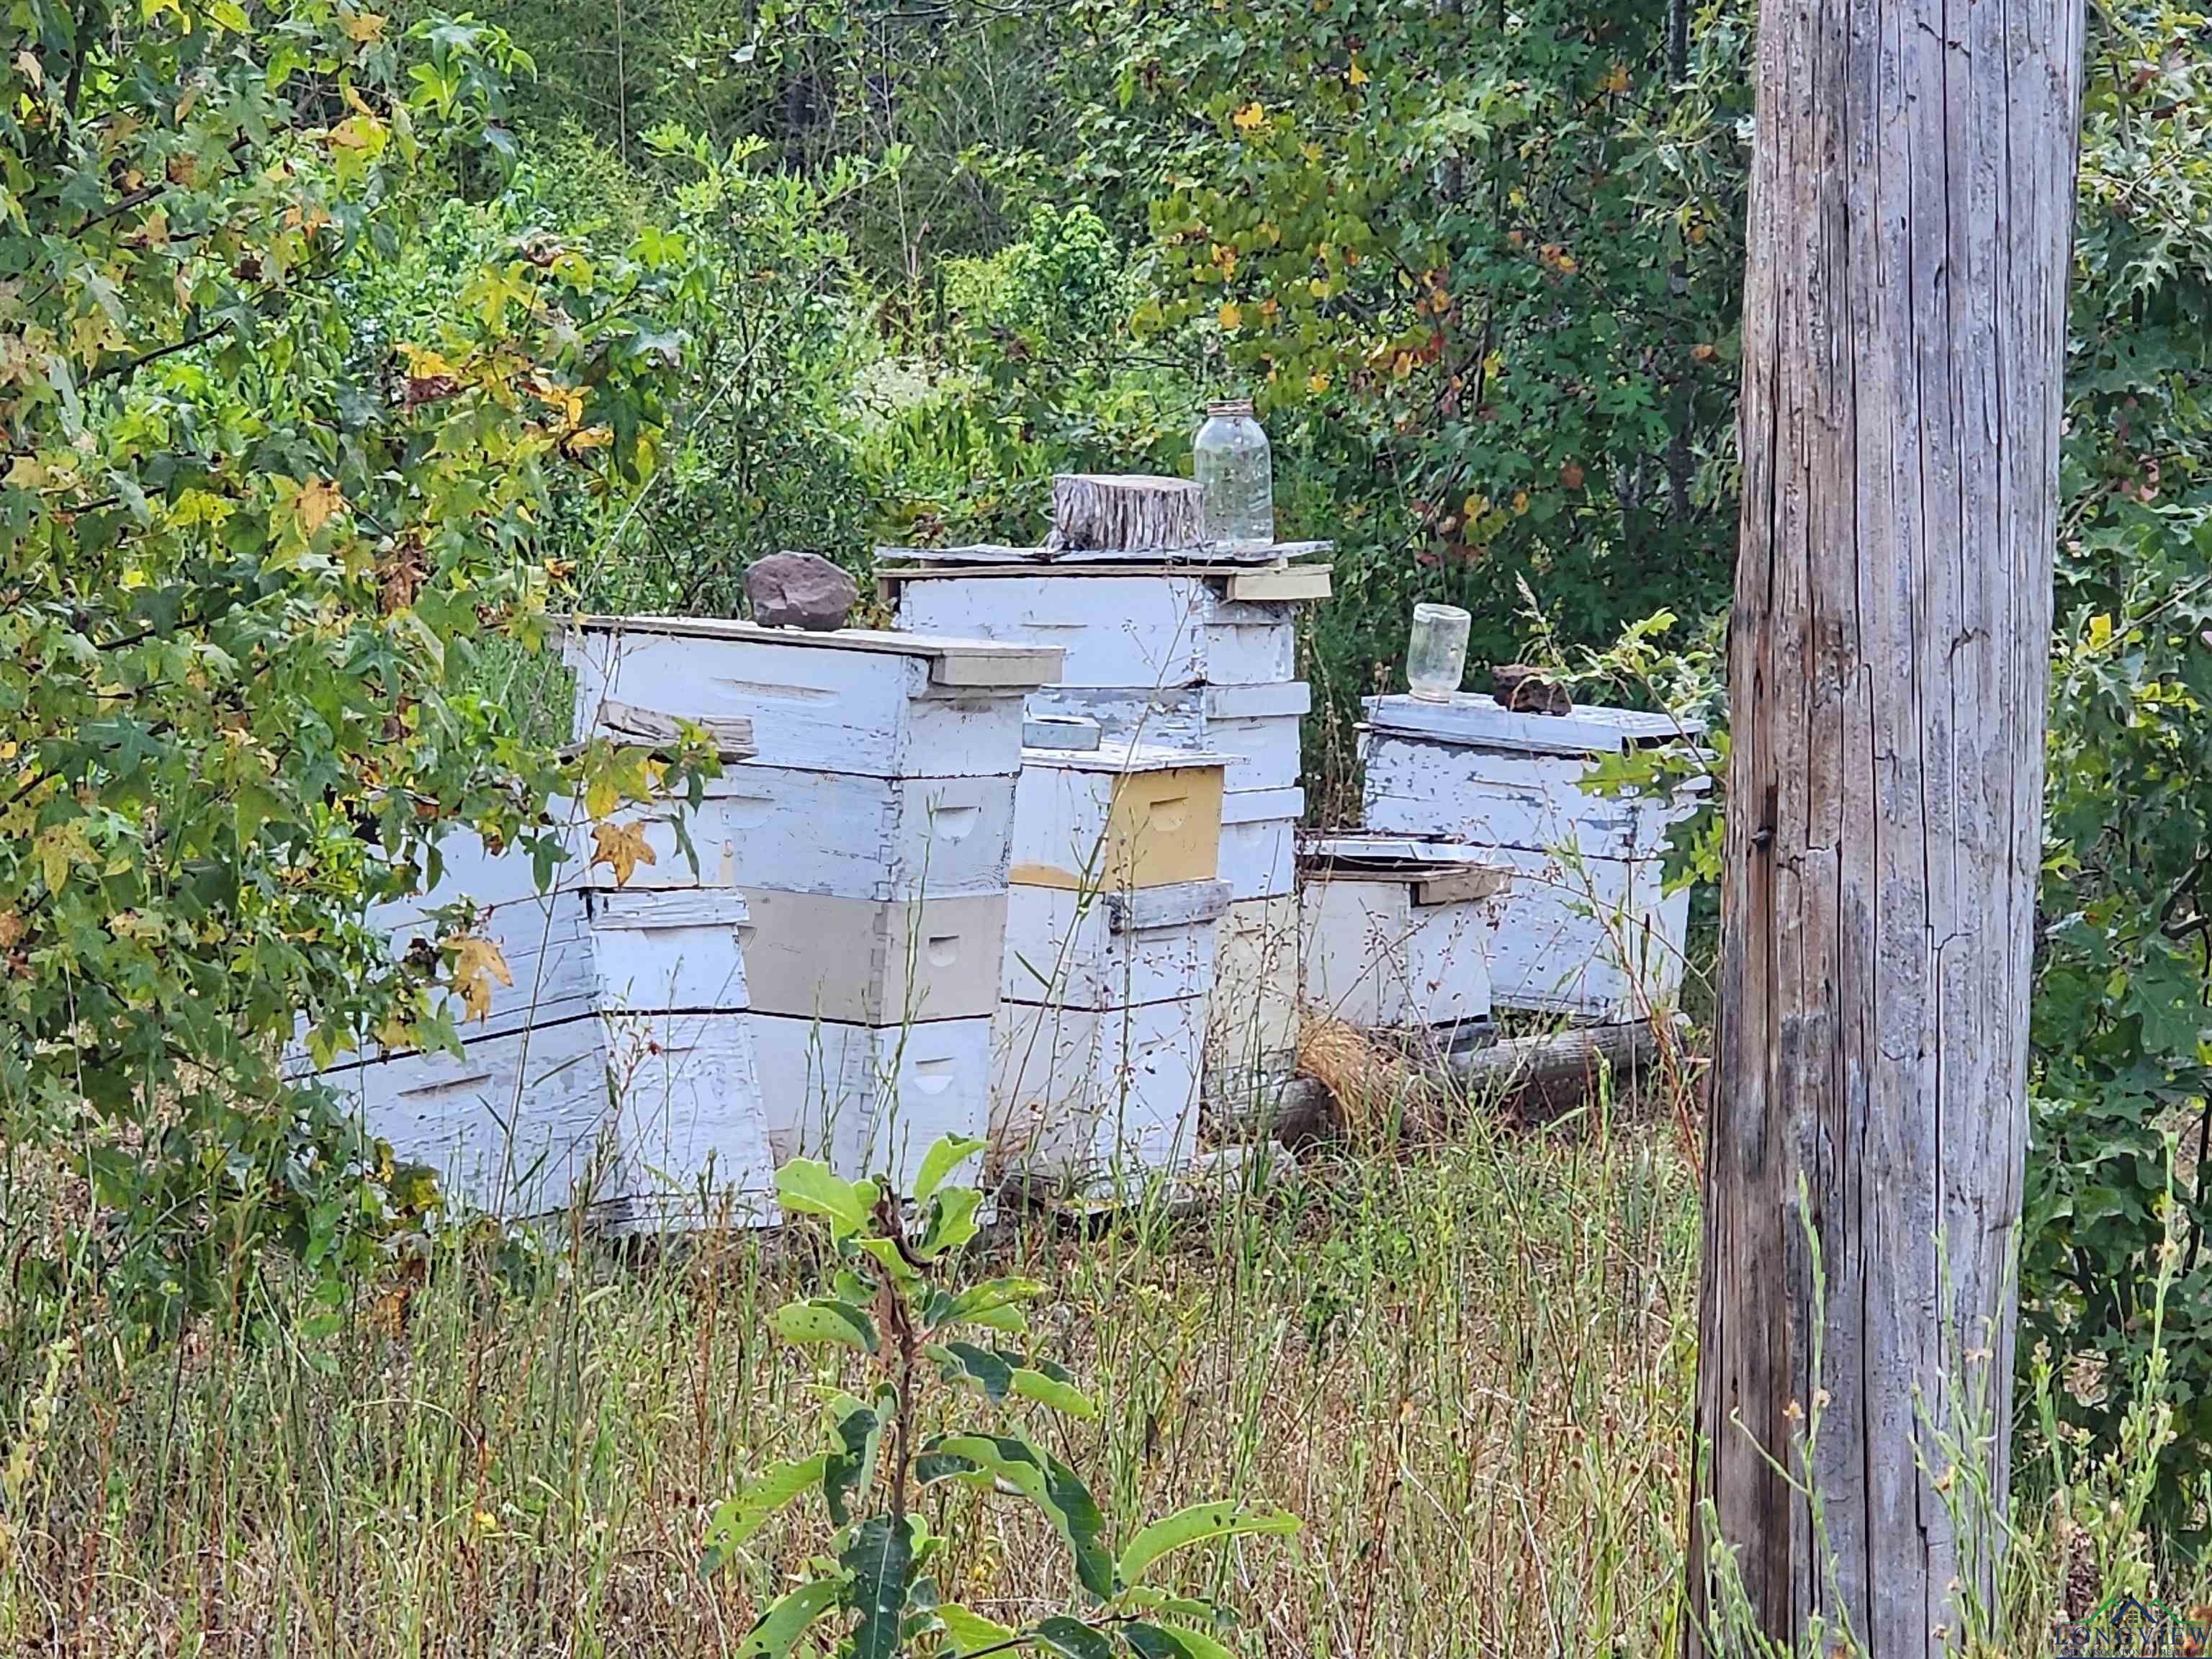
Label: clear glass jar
xmin=1192 ymin=400 xmax=1274 ymax=550
xmin=1406 ymin=603 xmax=1471 ymax=701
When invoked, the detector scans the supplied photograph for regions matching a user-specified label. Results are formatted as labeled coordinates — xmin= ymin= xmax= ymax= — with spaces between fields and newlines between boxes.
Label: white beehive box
xmin=1298 ymin=837 xmax=1509 ymax=1038
xmin=564 ymin=616 xmax=1060 ymax=778
xmin=887 ymin=566 xmax=1325 ymax=689
xmin=992 ymin=994 xmax=1209 ymax=1182
xmin=752 ymin=1012 xmax=997 ymax=1182
xmin=318 ymin=849 xmax=778 ymax=1227
xmin=1358 ymin=694 xmax=1707 ymax=1019
xmin=562 ymin=616 xmax=1062 ymax=1194
xmin=1002 ymin=880 xmax=1231 ymax=1011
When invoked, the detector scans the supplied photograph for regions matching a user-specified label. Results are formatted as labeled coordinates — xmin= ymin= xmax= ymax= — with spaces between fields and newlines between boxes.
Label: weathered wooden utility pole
xmin=1688 ymin=0 xmax=2085 ymax=1647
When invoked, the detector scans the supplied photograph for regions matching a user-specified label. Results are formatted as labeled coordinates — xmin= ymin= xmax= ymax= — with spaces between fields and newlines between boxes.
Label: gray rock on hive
xmin=745 ymin=552 xmax=859 ymax=631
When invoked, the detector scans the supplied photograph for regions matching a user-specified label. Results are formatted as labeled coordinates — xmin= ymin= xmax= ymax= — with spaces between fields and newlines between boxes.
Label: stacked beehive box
xmin=991 ymin=719 xmax=1231 ymax=1184
xmin=565 ymin=616 xmax=1061 ymax=1191
xmin=1298 ymin=835 xmax=1507 ymax=1047
xmin=883 ymin=552 xmax=1326 ymax=1115
xmin=309 ymin=745 xmax=781 ymax=1227
xmin=1359 ymin=693 xmax=1708 ymax=1020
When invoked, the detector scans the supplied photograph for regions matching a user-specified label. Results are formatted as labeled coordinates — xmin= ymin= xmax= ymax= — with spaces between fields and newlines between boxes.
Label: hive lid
xmin=562 ymin=614 xmax=1064 ymax=689
xmin=1020 ymin=735 xmax=1231 ymax=775
xmin=1362 ymin=693 xmax=1704 ymax=757
xmin=1301 ymin=832 xmax=1512 ymax=873
xmin=876 ymin=539 xmax=1333 ymax=569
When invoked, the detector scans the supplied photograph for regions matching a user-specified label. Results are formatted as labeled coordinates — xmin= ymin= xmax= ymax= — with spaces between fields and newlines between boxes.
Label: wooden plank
xmin=564 ymin=611 xmax=1063 ymax=678
xmin=1362 ymin=691 xmax=1704 ymax=755
xmin=876 ymin=541 xmax=1332 ymax=570
xmin=594 ymin=699 xmax=756 ymax=760
xmin=1225 ymin=565 xmax=1331 ymax=602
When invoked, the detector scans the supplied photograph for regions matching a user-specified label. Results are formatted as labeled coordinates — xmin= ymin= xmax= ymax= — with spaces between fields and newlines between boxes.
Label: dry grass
xmin=1 ymin=1093 xmax=2200 ymax=1657
xmin=1 ymin=1107 xmax=1699 ymax=1657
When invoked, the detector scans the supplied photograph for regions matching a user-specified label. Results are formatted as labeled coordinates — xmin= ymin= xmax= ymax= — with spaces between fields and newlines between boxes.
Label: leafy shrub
xmin=705 ymin=1137 xmax=1298 ymax=1656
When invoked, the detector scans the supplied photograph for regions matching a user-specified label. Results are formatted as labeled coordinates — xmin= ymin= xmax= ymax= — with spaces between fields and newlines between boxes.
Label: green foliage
xmin=0 ymin=0 xmax=701 ymax=1343
xmin=2015 ymin=0 xmax=2212 ymax=1536
xmin=704 ymin=1138 xmax=1297 ymax=1656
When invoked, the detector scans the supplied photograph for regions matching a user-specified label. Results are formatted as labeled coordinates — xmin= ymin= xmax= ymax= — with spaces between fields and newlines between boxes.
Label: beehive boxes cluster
xmin=883 ymin=554 xmax=1328 ymax=1112
xmin=565 ymin=616 xmax=1060 ymax=1192
xmin=992 ymin=723 xmax=1231 ymax=1184
xmin=1358 ymin=693 xmax=1707 ymax=1020
xmin=308 ymin=750 xmax=781 ymax=1228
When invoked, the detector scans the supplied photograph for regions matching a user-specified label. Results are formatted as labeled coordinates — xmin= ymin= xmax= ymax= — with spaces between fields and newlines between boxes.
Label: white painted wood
xmin=1473 ymin=843 xmax=1689 ymax=1020
xmin=1206 ymin=893 xmax=1300 ymax=1102
xmin=1361 ymin=732 xmax=1709 ymax=859
xmin=1026 ymin=685 xmax=1308 ymax=793
xmin=565 ymin=613 xmax=1063 ymax=687
xmin=990 ymin=996 xmax=1208 ymax=1177
xmin=585 ymin=768 xmax=1019 ymax=902
xmin=878 ymin=542 xmax=1332 ymax=570
xmin=750 ymin=1012 xmax=995 ymax=1192
xmin=1218 ymin=789 xmax=1301 ymax=901
xmin=1008 ymin=742 xmax=1226 ymax=892
xmin=894 ymin=574 xmax=1298 ymax=688
xmin=322 ymin=1009 xmax=777 ymax=1226
xmin=1299 ymin=866 xmax=1500 ymax=1034
xmin=585 ymin=889 xmax=757 ymax=1012
xmin=1362 ymin=691 xmax=1704 ymax=756
xmin=1000 ymin=881 xmax=1227 ymax=1011
xmin=565 ymin=625 xmax=1041 ymax=780
xmin=734 ymin=889 xmax=1006 ymax=1024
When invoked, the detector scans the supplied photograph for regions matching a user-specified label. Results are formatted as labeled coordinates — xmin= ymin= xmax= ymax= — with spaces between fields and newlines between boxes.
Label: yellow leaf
xmin=448 ymin=934 xmax=512 ymax=1023
xmin=1512 ymin=490 xmax=1531 ymax=515
xmin=343 ymin=11 xmax=386 ymax=40
xmin=1308 ymin=371 xmax=1331 ymax=394
xmin=1347 ymin=58 xmax=1368 ymax=86
xmin=1218 ymin=302 xmax=1243 ymax=331
xmin=295 ymin=476 xmax=343 ymax=535
xmin=2087 ymin=613 xmax=2114 ymax=650
xmin=32 ymin=822 xmax=88 ymax=895
xmin=590 ymin=820 xmax=657 ymax=888
xmin=1231 ymin=101 xmax=1266 ymax=132
xmin=1462 ymin=493 xmax=1488 ymax=519
xmin=1602 ymin=61 xmax=1629 ymax=94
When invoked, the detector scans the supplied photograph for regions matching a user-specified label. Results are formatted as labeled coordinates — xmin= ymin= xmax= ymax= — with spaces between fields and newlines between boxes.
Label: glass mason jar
xmin=1406 ymin=603 xmax=1472 ymax=701
xmin=1192 ymin=400 xmax=1274 ymax=551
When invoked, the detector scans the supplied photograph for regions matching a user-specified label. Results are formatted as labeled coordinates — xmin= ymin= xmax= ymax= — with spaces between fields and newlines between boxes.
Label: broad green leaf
xmin=701 ymin=1455 xmax=830 ymax=1571
xmin=773 ymin=1298 xmax=878 ymax=1352
xmin=938 ymin=1602 xmax=1018 ymax=1654
xmin=1121 ymin=1622 xmax=1235 ymax=1659
xmin=737 ymin=1578 xmax=844 ymax=1658
xmin=823 ymin=1400 xmax=884 ymax=1526
xmin=930 ymin=1433 xmax=1114 ymax=1601
xmin=840 ymin=1514 xmax=914 ymax=1659
xmin=931 ymin=1340 xmax=1015 ymax=1400
xmin=1117 ymin=1501 xmax=1298 ymax=1586
xmin=932 ymin=1277 xmax=1046 ymax=1336
xmin=915 ymin=1185 xmax=984 ymax=1259
xmin=775 ymin=1159 xmax=877 ymax=1233
xmin=1012 ymin=1367 xmax=1100 ymax=1421
xmin=1034 ymin=1614 xmax=1117 ymax=1659
xmin=911 ymin=1133 xmax=986 ymax=1205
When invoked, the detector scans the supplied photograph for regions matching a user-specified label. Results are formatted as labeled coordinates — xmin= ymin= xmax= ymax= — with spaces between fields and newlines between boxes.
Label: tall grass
xmin=1 ymin=1107 xmax=1694 ymax=1656
xmin=3 ymin=1107 xmax=2200 ymax=1655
